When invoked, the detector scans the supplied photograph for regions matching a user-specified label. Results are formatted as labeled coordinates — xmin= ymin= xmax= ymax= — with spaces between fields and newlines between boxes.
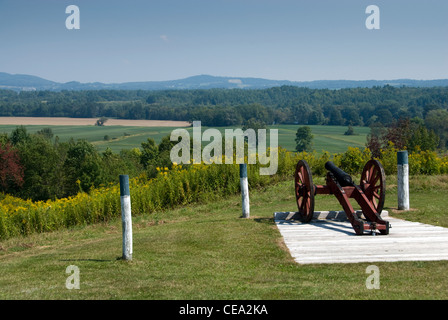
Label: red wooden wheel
xmin=294 ymin=160 xmax=315 ymax=222
xmin=360 ymin=160 xmax=386 ymax=214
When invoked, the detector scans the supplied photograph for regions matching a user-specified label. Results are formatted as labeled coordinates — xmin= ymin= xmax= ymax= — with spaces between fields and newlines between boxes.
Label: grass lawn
xmin=1 ymin=174 xmax=447 ymax=300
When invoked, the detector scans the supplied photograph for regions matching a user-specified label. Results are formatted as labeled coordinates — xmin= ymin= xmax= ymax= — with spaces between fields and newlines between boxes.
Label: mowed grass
xmin=0 ymin=123 xmax=369 ymax=154
xmin=1 ymin=175 xmax=447 ymax=300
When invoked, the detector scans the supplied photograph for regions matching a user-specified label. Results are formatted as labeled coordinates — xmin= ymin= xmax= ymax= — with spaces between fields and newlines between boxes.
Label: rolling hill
xmin=1 ymin=72 xmax=448 ymax=92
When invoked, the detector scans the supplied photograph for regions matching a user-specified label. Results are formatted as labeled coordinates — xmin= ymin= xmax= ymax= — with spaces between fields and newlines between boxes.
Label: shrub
xmin=0 ymin=147 xmax=294 ymax=240
xmin=339 ymin=147 xmax=371 ymax=175
xmin=1 ymin=145 xmax=447 ymax=240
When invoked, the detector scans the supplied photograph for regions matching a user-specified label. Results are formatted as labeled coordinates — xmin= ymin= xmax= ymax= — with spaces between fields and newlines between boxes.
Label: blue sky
xmin=0 ymin=0 xmax=447 ymax=83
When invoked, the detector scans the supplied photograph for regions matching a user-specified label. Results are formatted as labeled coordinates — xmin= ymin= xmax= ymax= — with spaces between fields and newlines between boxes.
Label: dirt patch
xmin=105 ymin=119 xmax=191 ymax=127
xmin=0 ymin=117 xmax=191 ymax=127
xmin=389 ymin=207 xmax=419 ymax=214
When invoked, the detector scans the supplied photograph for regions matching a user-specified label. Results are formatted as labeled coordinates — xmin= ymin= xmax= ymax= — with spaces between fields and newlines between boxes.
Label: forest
xmin=2 ymin=85 xmax=447 ymax=148
xmin=0 ymin=86 xmax=446 ymax=123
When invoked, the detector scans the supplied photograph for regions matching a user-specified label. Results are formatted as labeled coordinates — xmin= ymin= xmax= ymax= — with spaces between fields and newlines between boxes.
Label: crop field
xmin=0 ymin=117 xmax=369 ymax=154
xmin=0 ymin=117 xmax=191 ymax=127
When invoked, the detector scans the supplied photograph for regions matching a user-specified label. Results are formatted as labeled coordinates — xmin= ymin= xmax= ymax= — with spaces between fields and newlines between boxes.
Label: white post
xmin=397 ymin=151 xmax=410 ymax=210
xmin=240 ymin=164 xmax=250 ymax=218
xmin=120 ymin=175 xmax=133 ymax=260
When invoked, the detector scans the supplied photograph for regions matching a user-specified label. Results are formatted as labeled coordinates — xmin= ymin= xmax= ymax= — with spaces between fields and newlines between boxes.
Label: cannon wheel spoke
xmin=294 ymin=160 xmax=315 ymax=222
xmin=360 ymin=160 xmax=386 ymax=214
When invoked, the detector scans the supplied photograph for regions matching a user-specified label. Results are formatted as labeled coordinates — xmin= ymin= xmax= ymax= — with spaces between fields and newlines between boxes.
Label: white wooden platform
xmin=274 ymin=211 xmax=448 ymax=264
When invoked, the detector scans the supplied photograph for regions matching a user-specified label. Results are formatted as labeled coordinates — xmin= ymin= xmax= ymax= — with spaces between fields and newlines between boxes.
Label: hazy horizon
xmin=2 ymin=71 xmax=448 ymax=85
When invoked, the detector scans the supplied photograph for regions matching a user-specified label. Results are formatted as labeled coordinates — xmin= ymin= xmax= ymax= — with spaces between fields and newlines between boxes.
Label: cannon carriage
xmin=294 ymin=159 xmax=390 ymax=235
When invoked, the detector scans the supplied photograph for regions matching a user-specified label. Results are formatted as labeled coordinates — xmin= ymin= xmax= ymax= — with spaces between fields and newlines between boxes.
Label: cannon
xmin=294 ymin=159 xmax=390 ymax=235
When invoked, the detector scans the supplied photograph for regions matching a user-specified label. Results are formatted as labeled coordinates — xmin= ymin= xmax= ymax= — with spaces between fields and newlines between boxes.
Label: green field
xmin=0 ymin=124 xmax=369 ymax=154
xmin=0 ymin=175 xmax=447 ymax=300
xmin=0 ymin=125 xmax=178 ymax=153
xmin=271 ymin=124 xmax=370 ymax=154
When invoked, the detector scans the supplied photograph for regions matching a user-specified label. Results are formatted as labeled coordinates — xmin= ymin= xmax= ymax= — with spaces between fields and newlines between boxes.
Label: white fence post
xmin=397 ymin=151 xmax=410 ymax=210
xmin=120 ymin=175 xmax=133 ymax=260
xmin=240 ymin=164 xmax=250 ymax=218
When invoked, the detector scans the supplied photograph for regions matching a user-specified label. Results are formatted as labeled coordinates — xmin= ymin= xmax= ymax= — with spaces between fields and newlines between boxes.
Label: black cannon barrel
xmin=324 ymin=161 xmax=354 ymax=186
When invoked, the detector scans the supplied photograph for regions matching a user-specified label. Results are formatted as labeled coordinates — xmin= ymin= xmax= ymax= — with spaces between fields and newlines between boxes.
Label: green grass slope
xmin=1 ymin=175 xmax=447 ymax=300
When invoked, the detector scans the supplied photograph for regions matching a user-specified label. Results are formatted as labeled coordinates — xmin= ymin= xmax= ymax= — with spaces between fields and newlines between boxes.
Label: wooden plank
xmin=274 ymin=212 xmax=448 ymax=264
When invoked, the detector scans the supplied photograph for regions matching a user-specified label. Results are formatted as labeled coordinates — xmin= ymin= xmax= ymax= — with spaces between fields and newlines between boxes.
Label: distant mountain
xmin=1 ymin=72 xmax=447 ymax=91
xmin=0 ymin=72 xmax=58 ymax=90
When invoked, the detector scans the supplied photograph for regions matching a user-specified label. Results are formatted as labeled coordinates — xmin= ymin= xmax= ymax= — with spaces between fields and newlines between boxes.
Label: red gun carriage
xmin=294 ymin=159 xmax=390 ymax=235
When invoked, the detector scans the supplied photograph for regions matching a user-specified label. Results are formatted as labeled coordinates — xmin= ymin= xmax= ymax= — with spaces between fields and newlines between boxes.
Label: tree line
xmin=0 ymin=85 xmax=447 ymax=125
xmin=0 ymin=127 xmax=180 ymax=201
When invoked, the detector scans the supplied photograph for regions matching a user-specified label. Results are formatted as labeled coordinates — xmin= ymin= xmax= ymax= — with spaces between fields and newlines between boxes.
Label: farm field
xmin=0 ymin=117 xmax=369 ymax=154
xmin=0 ymin=175 xmax=447 ymax=300
xmin=0 ymin=117 xmax=191 ymax=127
xmin=271 ymin=124 xmax=370 ymax=154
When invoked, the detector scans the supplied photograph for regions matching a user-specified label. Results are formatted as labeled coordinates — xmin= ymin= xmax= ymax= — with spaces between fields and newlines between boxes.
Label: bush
xmin=377 ymin=142 xmax=398 ymax=175
xmin=0 ymin=148 xmax=294 ymax=240
xmin=291 ymin=145 xmax=448 ymax=178
xmin=339 ymin=147 xmax=371 ymax=175
xmin=1 ymin=145 xmax=447 ymax=240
